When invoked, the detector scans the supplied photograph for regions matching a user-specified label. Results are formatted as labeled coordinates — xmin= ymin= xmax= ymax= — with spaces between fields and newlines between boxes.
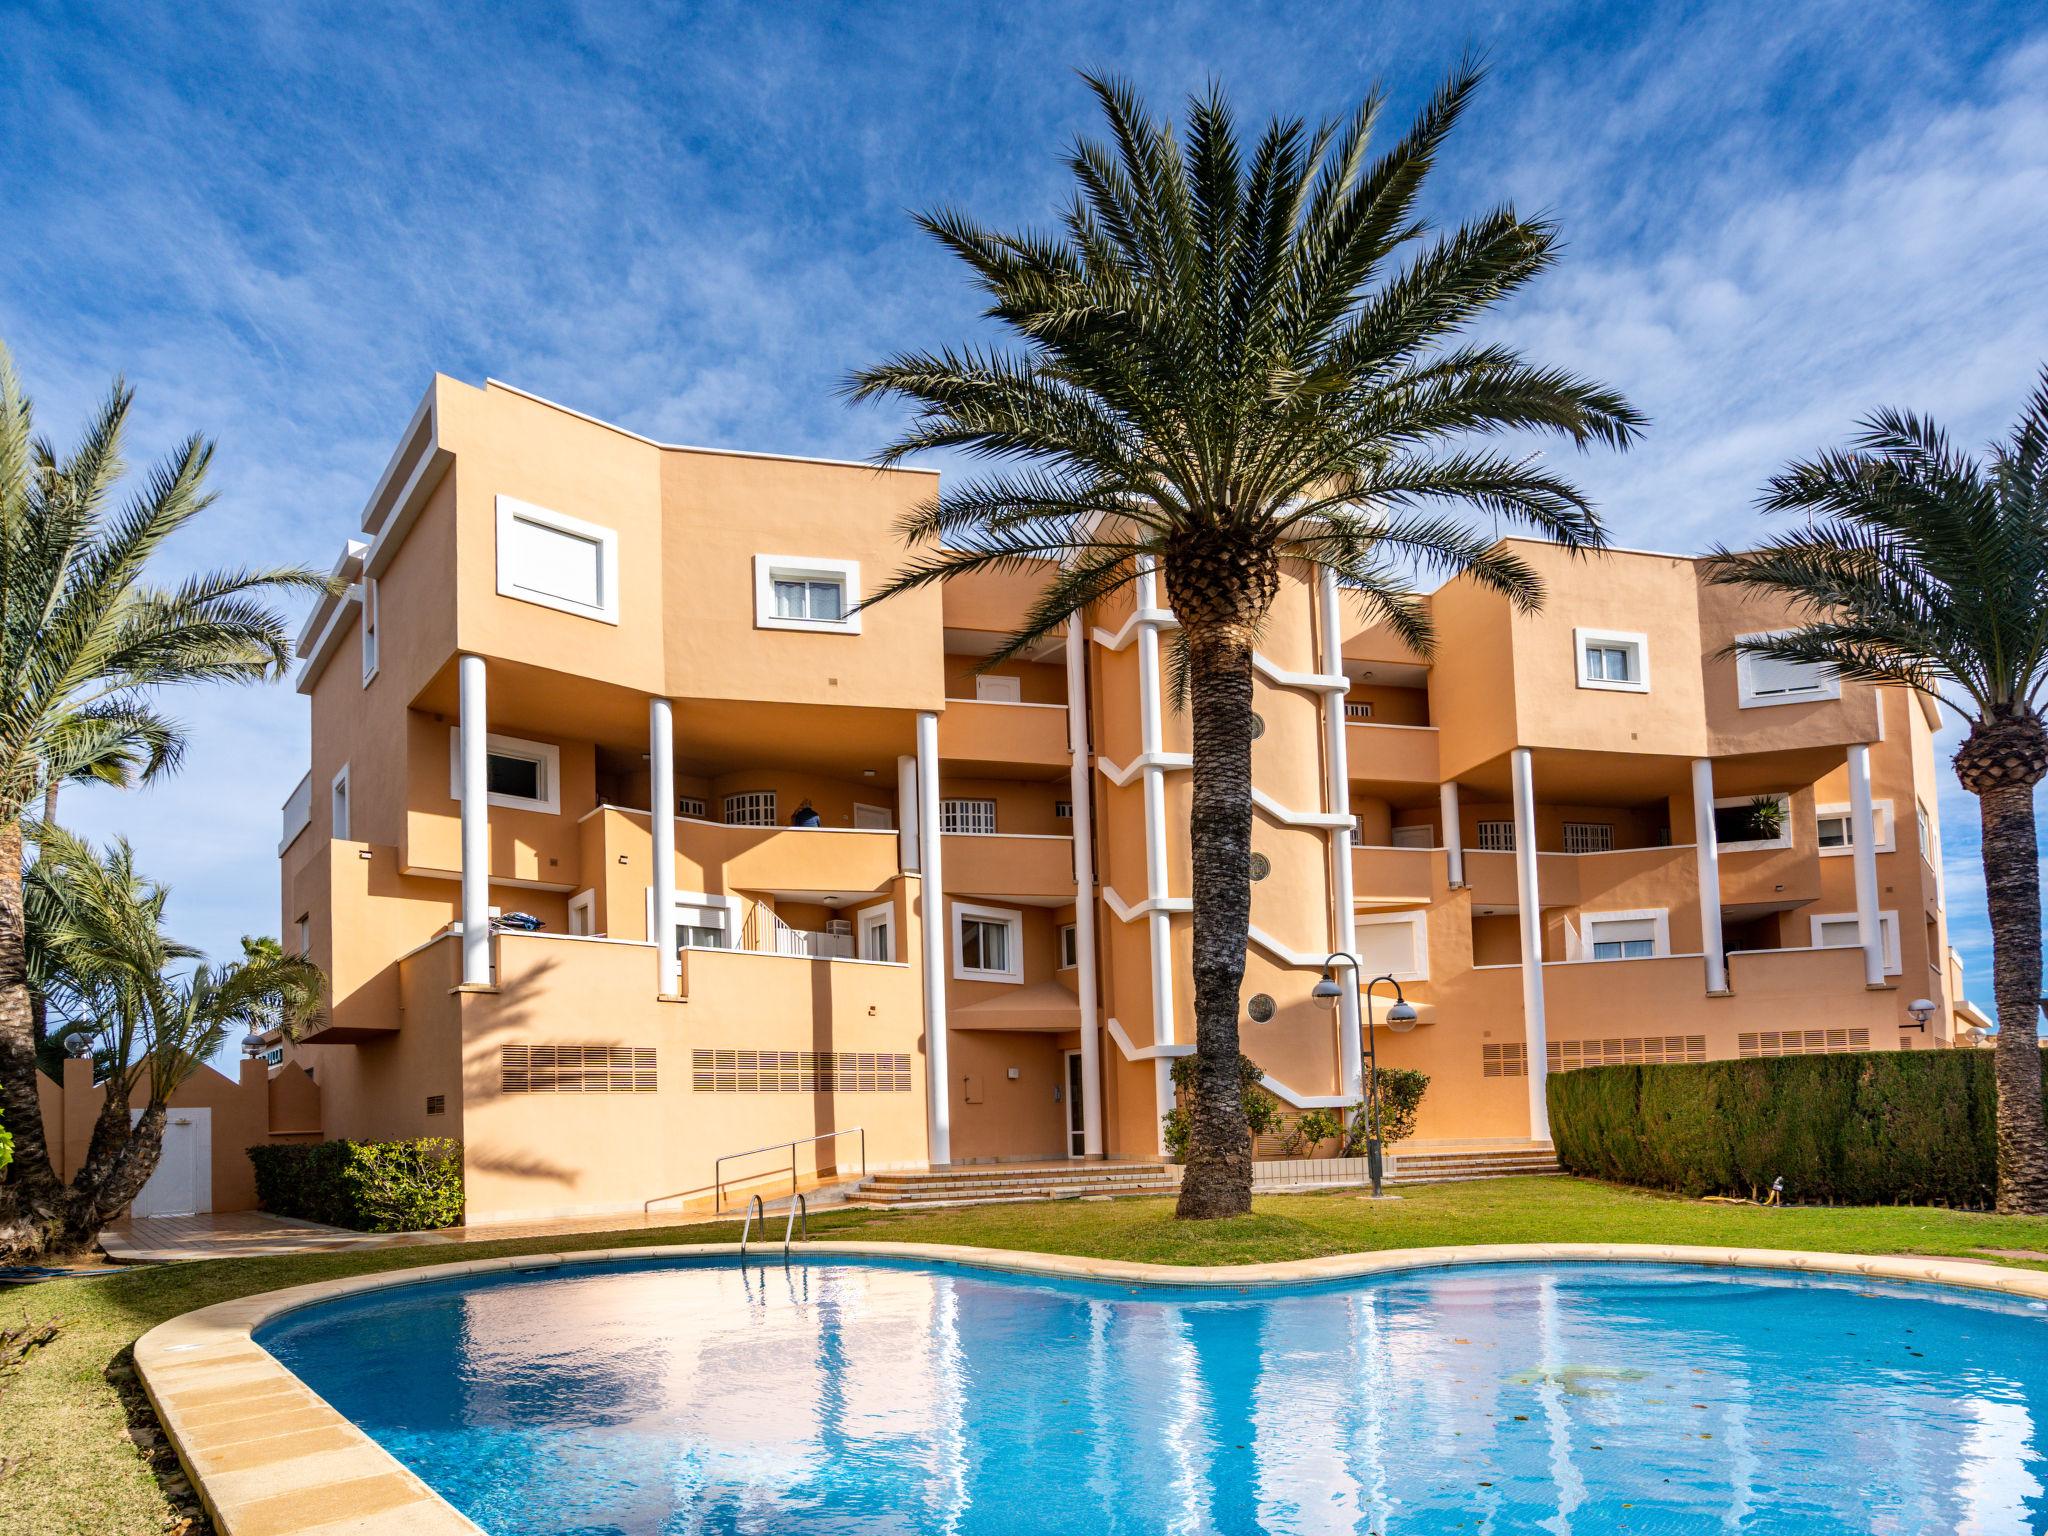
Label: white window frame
xmin=1476 ymin=820 xmax=1515 ymax=852
xmin=1810 ymin=910 xmax=1902 ymax=976
xmin=1711 ymin=792 xmax=1792 ymax=852
xmin=329 ymin=764 xmax=351 ymax=841
xmin=648 ymin=888 xmax=736 ymax=950
xmin=1352 ymin=910 xmax=1430 ymax=983
xmin=974 ymin=674 xmax=1022 ymax=703
xmin=753 ymin=554 xmax=862 ymax=634
xmin=294 ymin=914 xmax=311 ymax=957
xmin=495 ymin=495 xmax=620 ymax=625
xmin=1578 ymin=908 xmax=1671 ymax=963
xmin=1735 ymin=629 xmax=1841 ymax=709
xmin=1814 ymin=800 xmax=1895 ymax=857
xmin=1574 ymin=627 xmax=1650 ymax=694
xmin=677 ymin=795 xmax=708 ymax=819
xmin=722 ymin=791 xmax=777 ymax=826
xmin=941 ymin=797 xmax=998 ymax=835
xmin=1561 ymin=821 xmax=1614 ymax=854
xmin=857 ymin=903 xmax=896 ymax=964
xmin=952 ymin=900 xmax=1024 ymax=984
xmin=1057 ymin=922 xmax=1078 ymax=970
xmin=1915 ymin=799 xmax=1933 ymax=864
xmin=359 ymin=577 xmax=379 ymax=686
xmin=448 ymin=730 xmax=562 ymax=815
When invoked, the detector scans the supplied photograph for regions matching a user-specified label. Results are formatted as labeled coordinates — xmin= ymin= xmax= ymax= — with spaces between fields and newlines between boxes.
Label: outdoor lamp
xmin=242 ymin=1026 xmax=268 ymax=1057
xmin=64 ymin=1032 xmax=93 ymax=1059
xmin=1311 ymin=969 xmax=1345 ymax=1008
xmin=1907 ymin=998 xmax=1936 ymax=1029
xmin=1387 ymin=998 xmax=1419 ymax=1032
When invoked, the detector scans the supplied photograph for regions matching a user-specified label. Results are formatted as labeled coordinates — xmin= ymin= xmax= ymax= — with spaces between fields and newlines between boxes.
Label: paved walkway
xmin=100 ymin=1211 xmax=459 ymax=1263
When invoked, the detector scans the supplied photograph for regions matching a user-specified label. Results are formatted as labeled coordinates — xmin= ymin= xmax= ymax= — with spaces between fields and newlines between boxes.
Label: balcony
xmin=938 ymin=698 xmax=1070 ymax=775
xmin=1463 ymin=848 xmax=1581 ymax=909
xmin=1351 ymin=844 xmax=1438 ymax=906
xmin=1719 ymin=842 xmax=1821 ymax=908
xmin=942 ymin=831 xmax=1075 ymax=901
xmin=1344 ymin=720 xmax=1439 ymax=786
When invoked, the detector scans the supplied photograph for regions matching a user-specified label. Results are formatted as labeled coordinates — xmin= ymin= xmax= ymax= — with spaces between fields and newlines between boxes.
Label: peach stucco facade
xmin=273 ymin=376 xmax=1972 ymax=1223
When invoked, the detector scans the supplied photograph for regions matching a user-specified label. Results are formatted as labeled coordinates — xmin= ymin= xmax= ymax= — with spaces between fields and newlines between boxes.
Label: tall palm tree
xmin=1707 ymin=372 xmax=2048 ymax=1215
xmin=849 ymin=68 xmax=1641 ymax=1217
xmin=0 ymin=342 xmax=330 ymax=1261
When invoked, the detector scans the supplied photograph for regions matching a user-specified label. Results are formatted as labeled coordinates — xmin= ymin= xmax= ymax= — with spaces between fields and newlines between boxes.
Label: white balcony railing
xmin=773 ymin=926 xmax=855 ymax=959
xmin=279 ymin=772 xmax=312 ymax=854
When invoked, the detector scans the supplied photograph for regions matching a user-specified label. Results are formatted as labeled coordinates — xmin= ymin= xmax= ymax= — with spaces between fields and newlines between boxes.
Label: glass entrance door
xmin=1065 ymin=1051 xmax=1086 ymax=1156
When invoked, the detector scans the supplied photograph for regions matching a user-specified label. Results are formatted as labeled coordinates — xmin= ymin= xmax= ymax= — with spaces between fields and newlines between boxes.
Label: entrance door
xmin=1064 ymin=1051 xmax=1086 ymax=1156
xmin=130 ymin=1107 xmax=211 ymax=1218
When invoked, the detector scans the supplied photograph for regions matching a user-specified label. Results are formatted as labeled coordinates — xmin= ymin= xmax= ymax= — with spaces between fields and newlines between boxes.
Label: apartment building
xmin=275 ymin=375 xmax=1962 ymax=1223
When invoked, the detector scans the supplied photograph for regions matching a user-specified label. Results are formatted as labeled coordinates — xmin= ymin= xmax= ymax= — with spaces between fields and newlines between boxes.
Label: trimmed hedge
xmin=248 ymin=1138 xmax=464 ymax=1232
xmin=1548 ymin=1050 xmax=2044 ymax=1207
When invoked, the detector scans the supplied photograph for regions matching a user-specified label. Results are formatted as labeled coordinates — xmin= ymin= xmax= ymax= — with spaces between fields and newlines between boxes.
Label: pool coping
xmin=135 ymin=1239 xmax=2048 ymax=1536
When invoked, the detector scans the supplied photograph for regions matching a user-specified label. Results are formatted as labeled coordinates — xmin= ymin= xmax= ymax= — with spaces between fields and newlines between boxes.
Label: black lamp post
xmin=1313 ymin=953 xmax=1418 ymax=1197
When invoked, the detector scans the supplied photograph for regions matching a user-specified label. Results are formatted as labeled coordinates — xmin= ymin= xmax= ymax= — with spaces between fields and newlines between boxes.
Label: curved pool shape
xmin=257 ymin=1255 xmax=2048 ymax=1535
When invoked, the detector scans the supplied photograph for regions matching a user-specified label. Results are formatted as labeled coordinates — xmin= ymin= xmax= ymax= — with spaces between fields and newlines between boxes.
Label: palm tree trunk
xmin=1978 ymin=778 xmax=2048 ymax=1214
xmin=0 ymin=818 xmax=65 ymax=1262
xmin=1175 ymin=624 xmax=1256 ymax=1219
xmin=56 ymin=1101 xmax=164 ymax=1257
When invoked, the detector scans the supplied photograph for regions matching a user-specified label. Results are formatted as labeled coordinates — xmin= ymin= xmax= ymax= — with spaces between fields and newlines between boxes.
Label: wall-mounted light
xmin=1906 ymin=998 xmax=1935 ymax=1031
xmin=357 ymin=849 xmax=374 ymax=860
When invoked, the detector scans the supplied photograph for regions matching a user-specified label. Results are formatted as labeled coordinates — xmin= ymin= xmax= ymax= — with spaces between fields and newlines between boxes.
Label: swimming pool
xmin=256 ymin=1254 xmax=2048 ymax=1535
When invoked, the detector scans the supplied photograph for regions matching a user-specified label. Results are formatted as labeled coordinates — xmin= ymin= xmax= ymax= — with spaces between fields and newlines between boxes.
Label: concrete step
xmin=849 ymin=1182 xmax=1178 ymax=1208
xmin=864 ymin=1171 xmax=1171 ymax=1192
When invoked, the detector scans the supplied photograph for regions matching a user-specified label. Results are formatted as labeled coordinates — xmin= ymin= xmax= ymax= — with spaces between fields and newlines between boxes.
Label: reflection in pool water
xmin=257 ymin=1257 xmax=2048 ymax=1534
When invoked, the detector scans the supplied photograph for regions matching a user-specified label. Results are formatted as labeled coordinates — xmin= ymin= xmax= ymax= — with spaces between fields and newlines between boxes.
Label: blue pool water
xmin=257 ymin=1256 xmax=2048 ymax=1535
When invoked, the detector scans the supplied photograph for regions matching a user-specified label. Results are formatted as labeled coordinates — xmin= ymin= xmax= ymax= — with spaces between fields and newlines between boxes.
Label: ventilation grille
xmin=1549 ymin=1036 xmax=1705 ymax=1071
xmin=692 ymin=1049 xmax=911 ymax=1093
xmin=425 ymin=1094 xmax=446 ymax=1116
xmin=502 ymin=1044 xmax=656 ymax=1093
xmin=1481 ymin=1042 xmax=1526 ymax=1078
xmin=1738 ymin=1028 xmax=1869 ymax=1059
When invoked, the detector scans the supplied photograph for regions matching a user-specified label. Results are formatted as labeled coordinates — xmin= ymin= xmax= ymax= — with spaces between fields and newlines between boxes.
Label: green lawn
xmin=7 ymin=1175 xmax=2048 ymax=1535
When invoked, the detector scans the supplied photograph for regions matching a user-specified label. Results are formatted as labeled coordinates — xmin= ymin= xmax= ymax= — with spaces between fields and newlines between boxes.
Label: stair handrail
xmin=739 ymin=1193 xmax=765 ymax=1256
xmin=782 ymin=1192 xmax=807 ymax=1254
xmin=714 ymin=1126 xmax=867 ymax=1212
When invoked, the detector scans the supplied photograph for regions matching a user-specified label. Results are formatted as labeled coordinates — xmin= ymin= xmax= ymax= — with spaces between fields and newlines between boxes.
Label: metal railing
xmin=714 ymin=1127 xmax=866 ymax=1213
xmin=738 ymin=1192 xmax=809 ymax=1260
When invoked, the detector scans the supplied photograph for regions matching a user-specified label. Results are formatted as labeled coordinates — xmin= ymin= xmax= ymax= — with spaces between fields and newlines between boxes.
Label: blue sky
xmin=3 ymin=0 xmax=2044 ymax=1028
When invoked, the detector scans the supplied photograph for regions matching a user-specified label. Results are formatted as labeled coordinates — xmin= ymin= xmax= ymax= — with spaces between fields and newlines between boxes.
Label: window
xmin=941 ymin=798 xmax=997 ymax=835
xmin=1349 ymin=815 xmax=1366 ymax=848
xmin=1246 ymin=993 xmax=1276 ymax=1023
xmin=1735 ymin=630 xmax=1840 ymax=708
xmin=853 ymin=803 xmax=894 ymax=830
xmin=1581 ymin=910 xmax=1669 ymax=962
xmin=567 ymin=891 xmax=595 ymax=936
xmin=1711 ymin=794 xmax=1790 ymax=851
xmin=723 ymin=791 xmax=777 ymax=826
xmin=448 ymin=731 xmax=562 ymax=814
xmin=1916 ymin=800 xmax=1933 ymax=863
xmin=754 ymin=554 xmax=863 ymax=634
xmin=1811 ymin=911 xmax=1902 ymax=975
xmin=1249 ymin=852 xmax=1271 ymax=880
xmin=858 ymin=905 xmax=895 ymax=964
xmin=1054 ymin=799 xmax=1073 ymax=820
xmin=1561 ymin=822 xmax=1613 ymax=853
xmin=651 ymin=890 xmax=733 ymax=950
xmin=329 ymin=765 xmax=350 ymax=841
xmin=1057 ymin=923 xmax=1078 ymax=969
xmin=1574 ymin=628 xmax=1649 ymax=693
xmin=359 ymin=577 xmax=379 ymax=684
xmin=263 ymin=1045 xmax=285 ymax=1067
xmin=1477 ymin=820 xmax=1515 ymax=852
xmin=495 ymin=496 xmax=620 ymax=624
xmin=1353 ymin=912 xmax=1429 ymax=981
xmin=294 ymin=915 xmax=311 ymax=957
xmin=1814 ymin=801 xmax=1894 ymax=856
xmin=974 ymin=675 xmax=1022 ymax=703
xmin=1390 ymin=825 xmax=1434 ymax=850
xmin=953 ymin=902 xmax=1023 ymax=983
xmin=425 ymin=1094 xmax=446 ymax=1116
xmin=677 ymin=796 xmax=707 ymax=819
xmin=1345 ymin=700 xmax=1374 ymax=720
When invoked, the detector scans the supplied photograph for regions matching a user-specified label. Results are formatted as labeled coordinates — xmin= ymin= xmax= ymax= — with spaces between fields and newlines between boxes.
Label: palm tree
xmin=27 ymin=827 xmax=323 ymax=1252
xmin=1707 ymin=372 xmax=2048 ymax=1215
xmin=848 ymin=68 xmax=1641 ymax=1217
xmin=0 ymin=343 xmax=330 ymax=1261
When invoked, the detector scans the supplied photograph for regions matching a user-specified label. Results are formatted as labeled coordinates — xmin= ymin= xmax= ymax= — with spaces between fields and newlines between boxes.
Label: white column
xmin=1847 ymin=743 xmax=1884 ymax=987
xmin=1318 ymin=568 xmax=1364 ymax=1103
xmin=1135 ymin=557 xmax=1177 ymax=1133
xmin=1509 ymin=747 xmax=1549 ymax=1141
xmin=457 ymin=654 xmax=491 ymax=987
xmin=1439 ymin=780 xmax=1465 ymax=888
xmin=896 ymin=754 xmax=921 ymax=872
xmin=916 ymin=710 xmax=952 ymax=1165
xmin=1691 ymin=758 xmax=1727 ymax=994
xmin=1064 ymin=622 xmax=1105 ymax=1157
xmin=650 ymin=697 xmax=678 ymax=996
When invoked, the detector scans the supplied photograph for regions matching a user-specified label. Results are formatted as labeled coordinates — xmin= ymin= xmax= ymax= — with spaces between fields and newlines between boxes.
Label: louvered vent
xmin=691 ymin=1049 xmax=912 ymax=1093
xmin=1548 ymin=1035 xmax=1705 ymax=1070
xmin=502 ymin=1044 xmax=657 ymax=1093
xmin=1738 ymin=1028 xmax=1869 ymax=1059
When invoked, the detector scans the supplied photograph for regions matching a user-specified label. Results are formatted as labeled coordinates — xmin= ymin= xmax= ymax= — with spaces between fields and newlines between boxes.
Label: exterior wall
xmin=278 ymin=378 xmax=1970 ymax=1219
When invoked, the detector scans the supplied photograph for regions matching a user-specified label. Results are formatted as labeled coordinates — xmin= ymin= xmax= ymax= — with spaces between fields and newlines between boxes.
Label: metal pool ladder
xmin=738 ymin=1192 xmax=808 ymax=1258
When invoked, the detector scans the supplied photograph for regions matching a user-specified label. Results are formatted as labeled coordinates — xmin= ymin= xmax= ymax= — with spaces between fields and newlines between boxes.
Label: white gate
xmin=130 ymin=1107 xmax=212 ymax=1218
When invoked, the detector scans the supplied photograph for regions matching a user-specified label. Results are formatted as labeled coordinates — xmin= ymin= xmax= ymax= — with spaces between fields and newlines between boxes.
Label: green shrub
xmin=248 ymin=1138 xmax=464 ymax=1231
xmin=1163 ymin=1051 xmax=1282 ymax=1159
xmin=0 ymin=1109 xmax=12 ymax=1175
xmin=1548 ymin=1051 xmax=2036 ymax=1207
xmin=1284 ymin=1108 xmax=1343 ymax=1156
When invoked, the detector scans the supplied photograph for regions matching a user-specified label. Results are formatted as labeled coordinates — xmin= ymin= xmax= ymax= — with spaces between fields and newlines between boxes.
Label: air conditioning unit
xmin=825 ymin=919 xmax=854 ymax=936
